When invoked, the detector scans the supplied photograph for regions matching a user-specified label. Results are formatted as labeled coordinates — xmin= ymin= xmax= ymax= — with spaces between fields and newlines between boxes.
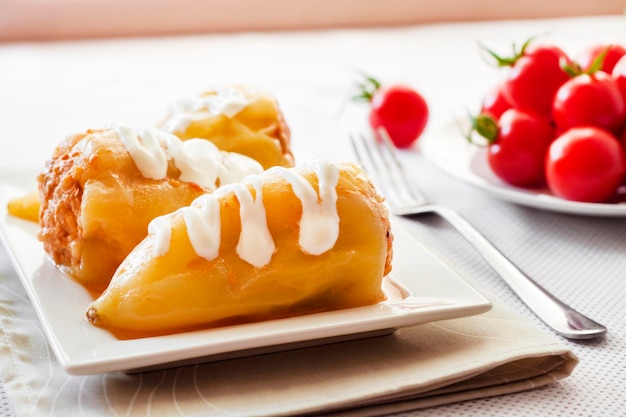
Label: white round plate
xmin=420 ymin=122 xmax=626 ymax=217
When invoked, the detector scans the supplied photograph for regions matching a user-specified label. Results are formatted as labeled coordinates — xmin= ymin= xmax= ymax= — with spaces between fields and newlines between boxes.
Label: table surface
xmin=1 ymin=14 xmax=626 ymax=417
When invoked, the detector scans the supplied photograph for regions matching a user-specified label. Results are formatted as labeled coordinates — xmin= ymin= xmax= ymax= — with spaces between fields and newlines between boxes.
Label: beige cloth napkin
xmin=0 ymin=246 xmax=576 ymax=417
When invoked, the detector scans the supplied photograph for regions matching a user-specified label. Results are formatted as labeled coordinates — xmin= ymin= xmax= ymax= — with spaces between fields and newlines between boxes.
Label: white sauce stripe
xmin=148 ymin=215 xmax=173 ymax=257
xmin=110 ymin=123 xmax=263 ymax=190
xmin=147 ymin=161 xmax=341 ymax=268
xmin=161 ymin=88 xmax=249 ymax=133
xmin=184 ymin=196 xmax=222 ymax=261
xmin=114 ymin=125 xmax=168 ymax=180
xmin=234 ymin=176 xmax=275 ymax=267
xmin=270 ymin=161 xmax=340 ymax=255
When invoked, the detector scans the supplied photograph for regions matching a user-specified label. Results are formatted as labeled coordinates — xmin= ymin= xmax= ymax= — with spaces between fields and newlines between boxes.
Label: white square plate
xmin=0 ymin=169 xmax=491 ymax=375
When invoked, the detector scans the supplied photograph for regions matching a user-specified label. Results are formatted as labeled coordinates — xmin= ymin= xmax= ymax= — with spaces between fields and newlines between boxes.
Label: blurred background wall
xmin=1 ymin=0 xmax=625 ymax=42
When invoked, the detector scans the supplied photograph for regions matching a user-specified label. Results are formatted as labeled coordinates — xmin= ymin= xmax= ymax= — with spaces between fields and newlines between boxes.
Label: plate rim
xmin=420 ymin=122 xmax=626 ymax=217
xmin=0 ymin=171 xmax=492 ymax=375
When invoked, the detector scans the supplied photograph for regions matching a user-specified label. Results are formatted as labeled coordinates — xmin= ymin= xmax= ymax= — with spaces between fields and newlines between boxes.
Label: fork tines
xmin=349 ymin=129 xmax=427 ymax=212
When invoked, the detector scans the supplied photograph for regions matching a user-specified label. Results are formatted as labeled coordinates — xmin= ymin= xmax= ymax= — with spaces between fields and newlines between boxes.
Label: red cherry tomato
xmin=480 ymin=83 xmax=513 ymax=120
xmin=578 ymin=43 xmax=626 ymax=73
xmin=486 ymin=109 xmax=555 ymax=187
xmin=619 ymin=128 xmax=626 ymax=163
xmin=369 ymin=85 xmax=429 ymax=148
xmin=552 ymin=71 xmax=625 ymax=134
xmin=611 ymin=54 xmax=626 ymax=103
xmin=546 ymin=127 xmax=625 ymax=202
xmin=504 ymin=44 xmax=571 ymax=119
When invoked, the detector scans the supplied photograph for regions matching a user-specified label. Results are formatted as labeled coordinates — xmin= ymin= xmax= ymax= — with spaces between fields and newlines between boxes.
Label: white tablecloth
xmin=1 ymin=14 xmax=625 ymax=417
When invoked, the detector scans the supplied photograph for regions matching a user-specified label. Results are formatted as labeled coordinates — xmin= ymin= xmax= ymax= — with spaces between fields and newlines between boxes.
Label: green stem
xmin=467 ymin=113 xmax=499 ymax=145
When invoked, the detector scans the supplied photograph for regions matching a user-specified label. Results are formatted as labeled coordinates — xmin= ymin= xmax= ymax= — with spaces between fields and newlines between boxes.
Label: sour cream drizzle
xmin=271 ymin=161 xmax=340 ymax=255
xmin=160 ymin=88 xmax=249 ymax=134
xmin=233 ymin=176 xmax=275 ymax=267
xmin=147 ymin=160 xmax=341 ymax=268
xmin=111 ymin=124 xmax=263 ymax=190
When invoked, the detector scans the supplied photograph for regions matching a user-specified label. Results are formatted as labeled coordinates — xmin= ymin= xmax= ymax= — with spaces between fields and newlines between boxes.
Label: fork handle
xmin=432 ymin=206 xmax=607 ymax=340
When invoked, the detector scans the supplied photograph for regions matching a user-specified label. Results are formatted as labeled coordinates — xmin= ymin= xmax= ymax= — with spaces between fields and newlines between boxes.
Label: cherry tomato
xmin=503 ymin=44 xmax=571 ymax=119
xmin=611 ymin=54 xmax=626 ymax=103
xmin=546 ymin=127 xmax=625 ymax=202
xmin=552 ymin=71 xmax=625 ymax=134
xmin=480 ymin=83 xmax=513 ymax=120
xmin=578 ymin=43 xmax=626 ymax=73
xmin=353 ymin=75 xmax=429 ymax=148
xmin=368 ymin=85 xmax=429 ymax=148
xmin=619 ymin=128 xmax=626 ymax=162
xmin=485 ymin=109 xmax=555 ymax=187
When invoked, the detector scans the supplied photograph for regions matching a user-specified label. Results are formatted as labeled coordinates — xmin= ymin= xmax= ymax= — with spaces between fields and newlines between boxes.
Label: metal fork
xmin=350 ymin=129 xmax=607 ymax=340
